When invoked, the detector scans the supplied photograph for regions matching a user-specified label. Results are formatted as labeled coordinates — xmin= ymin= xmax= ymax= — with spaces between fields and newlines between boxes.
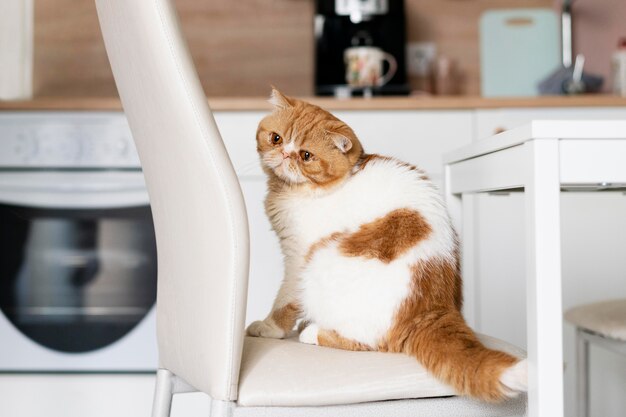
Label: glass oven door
xmin=0 ymin=171 xmax=156 ymax=354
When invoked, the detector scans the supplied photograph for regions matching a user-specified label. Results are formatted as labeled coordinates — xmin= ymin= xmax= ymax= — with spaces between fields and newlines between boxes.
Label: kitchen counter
xmin=0 ymin=95 xmax=625 ymax=112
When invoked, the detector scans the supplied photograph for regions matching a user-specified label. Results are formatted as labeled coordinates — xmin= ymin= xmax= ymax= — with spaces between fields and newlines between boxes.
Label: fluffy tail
xmin=389 ymin=309 xmax=527 ymax=402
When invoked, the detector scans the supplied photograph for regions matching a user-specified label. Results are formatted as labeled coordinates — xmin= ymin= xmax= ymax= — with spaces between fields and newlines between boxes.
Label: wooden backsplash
xmin=35 ymin=0 xmax=555 ymax=97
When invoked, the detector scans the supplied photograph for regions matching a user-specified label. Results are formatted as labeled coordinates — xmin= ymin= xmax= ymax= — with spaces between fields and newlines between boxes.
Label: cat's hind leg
xmin=299 ymin=324 xmax=372 ymax=351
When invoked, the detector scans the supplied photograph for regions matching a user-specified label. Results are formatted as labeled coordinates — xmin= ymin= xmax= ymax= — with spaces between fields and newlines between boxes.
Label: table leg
xmin=461 ymin=194 xmax=478 ymax=329
xmin=524 ymin=139 xmax=564 ymax=417
xmin=577 ymin=329 xmax=590 ymax=417
xmin=444 ymin=165 xmax=478 ymax=328
xmin=444 ymin=164 xmax=462 ymax=230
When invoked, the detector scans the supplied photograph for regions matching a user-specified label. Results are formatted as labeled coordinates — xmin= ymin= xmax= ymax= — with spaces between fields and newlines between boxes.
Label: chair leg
xmin=210 ymin=399 xmax=234 ymax=417
xmin=152 ymin=369 xmax=174 ymax=417
xmin=576 ymin=328 xmax=590 ymax=417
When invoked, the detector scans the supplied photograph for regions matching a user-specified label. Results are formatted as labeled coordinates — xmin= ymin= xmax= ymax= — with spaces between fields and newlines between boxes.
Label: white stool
xmin=565 ymin=299 xmax=626 ymax=417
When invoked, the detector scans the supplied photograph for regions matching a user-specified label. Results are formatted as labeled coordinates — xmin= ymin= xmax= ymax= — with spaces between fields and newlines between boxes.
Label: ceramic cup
xmin=344 ymin=46 xmax=397 ymax=88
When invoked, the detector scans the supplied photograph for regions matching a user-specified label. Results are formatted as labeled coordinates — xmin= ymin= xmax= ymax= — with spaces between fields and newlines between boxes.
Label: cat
xmin=246 ymin=88 xmax=527 ymax=402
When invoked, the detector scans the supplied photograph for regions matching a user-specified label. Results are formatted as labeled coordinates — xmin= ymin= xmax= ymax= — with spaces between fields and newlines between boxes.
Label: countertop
xmin=0 ymin=95 xmax=625 ymax=112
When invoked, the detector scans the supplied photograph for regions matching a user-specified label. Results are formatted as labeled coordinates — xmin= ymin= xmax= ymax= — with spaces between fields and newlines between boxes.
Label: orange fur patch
xmin=354 ymin=153 xmax=388 ymax=171
xmin=304 ymin=232 xmax=343 ymax=263
xmin=271 ymin=303 xmax=301 ymax=333
xmin=317 ymin=329 xmax=373 ymax=351
xmin=338 ymin=209 xmax=432 ymax=263
xmin=383 ymin=257 xmax=517 ymax=402
xmin=304 ymin=209 xmax=431 ymax=265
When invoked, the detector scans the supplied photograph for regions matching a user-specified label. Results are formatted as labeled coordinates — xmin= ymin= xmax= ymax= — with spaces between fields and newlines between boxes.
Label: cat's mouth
xmin=275 ymin=161 xmax=307 ymax=184
xmin=262 ymin=152 xmax=307 ymax=184
xmin=276 ymin=162 xmax=307 ymax=184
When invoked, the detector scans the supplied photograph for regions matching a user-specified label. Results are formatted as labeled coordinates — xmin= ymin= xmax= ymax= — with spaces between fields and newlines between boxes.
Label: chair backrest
xmin=95 ymin=0 xmax=250 ymax=401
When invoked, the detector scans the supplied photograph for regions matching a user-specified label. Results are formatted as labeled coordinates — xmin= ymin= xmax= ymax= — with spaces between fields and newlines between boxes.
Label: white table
xmin=443 ymin=120 xmax=626 ymax=417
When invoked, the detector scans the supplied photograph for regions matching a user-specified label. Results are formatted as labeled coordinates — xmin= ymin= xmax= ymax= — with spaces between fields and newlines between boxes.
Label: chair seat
xmin=565 ymin=299 xmax=626 ymax=341
xmin=237 ymin=333 xmax=525 ymax=407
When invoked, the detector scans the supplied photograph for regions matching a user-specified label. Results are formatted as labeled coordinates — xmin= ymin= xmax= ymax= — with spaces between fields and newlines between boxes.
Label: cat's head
xmin=256 ymin=89 xmax=363 ymax=187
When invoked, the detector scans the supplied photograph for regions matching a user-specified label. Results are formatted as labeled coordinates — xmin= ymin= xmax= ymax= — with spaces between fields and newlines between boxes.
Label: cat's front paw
xmin=246 ymin=320 xmax=286 ymax=339
xmin=298 ymin=323 xmax=319 ymax=345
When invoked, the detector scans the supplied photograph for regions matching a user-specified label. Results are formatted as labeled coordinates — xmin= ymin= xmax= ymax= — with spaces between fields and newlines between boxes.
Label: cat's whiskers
xmin=261 ymin=152 xmax=283 ymax=170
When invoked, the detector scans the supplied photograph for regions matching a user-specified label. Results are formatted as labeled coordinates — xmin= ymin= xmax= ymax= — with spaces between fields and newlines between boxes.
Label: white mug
xmin=344 ymin=46 xmax=397 ymax=88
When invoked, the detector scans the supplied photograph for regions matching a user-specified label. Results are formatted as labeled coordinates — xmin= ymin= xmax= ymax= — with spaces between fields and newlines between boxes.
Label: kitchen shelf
xmin=0 ymin=95 xmax=625 ymax=112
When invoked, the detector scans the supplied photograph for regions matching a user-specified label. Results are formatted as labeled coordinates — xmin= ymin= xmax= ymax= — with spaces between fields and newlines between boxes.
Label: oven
xmin=0 ymin=112 xmax=157 ymax=371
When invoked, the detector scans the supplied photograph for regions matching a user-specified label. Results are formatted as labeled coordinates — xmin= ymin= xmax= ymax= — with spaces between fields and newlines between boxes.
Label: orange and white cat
xmin=246 ymin=89 xmax=527 ymax=402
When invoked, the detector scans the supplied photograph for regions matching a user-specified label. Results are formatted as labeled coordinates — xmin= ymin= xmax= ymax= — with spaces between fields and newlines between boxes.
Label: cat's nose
xmin=282 ymin=151 xmax=290 ymax=159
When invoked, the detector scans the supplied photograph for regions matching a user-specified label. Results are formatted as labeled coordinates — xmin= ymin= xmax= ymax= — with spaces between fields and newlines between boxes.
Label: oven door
xmin=0 ymin=171 xmax=157 ymax=371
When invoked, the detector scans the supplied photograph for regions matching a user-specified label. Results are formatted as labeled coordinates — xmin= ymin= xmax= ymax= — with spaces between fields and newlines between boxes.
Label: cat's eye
xmin=270 ymin=132 xmax=282 ymax=145
xmin=300 ymin=150 xmax=312 ymax=161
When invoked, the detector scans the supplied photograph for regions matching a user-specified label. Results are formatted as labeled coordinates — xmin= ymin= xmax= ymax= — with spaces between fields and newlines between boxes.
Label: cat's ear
xmin=269 ymin=87 xmax=294 ymax=110
xmin=328 ymin=132 xmax=353 ymax=153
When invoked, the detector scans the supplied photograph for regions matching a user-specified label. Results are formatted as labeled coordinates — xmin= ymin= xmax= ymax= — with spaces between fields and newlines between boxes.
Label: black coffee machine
xmin=315 ymin=0 xmax=409 ymax=96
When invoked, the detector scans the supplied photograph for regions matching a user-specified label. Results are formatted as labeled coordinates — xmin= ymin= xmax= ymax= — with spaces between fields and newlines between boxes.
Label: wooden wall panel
xmin=34 ymin=0 xmax=555 ymax=97
xmin=405 ymin=0 xmax=553 ymax=95
xmin=34 ymin=0 xmax=314 ymax=97
xmin=171 ymin=0 xmax=314 ymax=97
xmin=34 ymin=0 xmax=116 ymax=97
xmin=572 ymin=0 xmax=626 ymax=93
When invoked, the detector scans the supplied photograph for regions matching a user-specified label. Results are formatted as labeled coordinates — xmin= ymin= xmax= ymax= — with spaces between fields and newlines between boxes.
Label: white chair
xmin=565 ymin=299 xmax=626 ymax=417
xmin=95 ymin=1 xmax=527 ymax=416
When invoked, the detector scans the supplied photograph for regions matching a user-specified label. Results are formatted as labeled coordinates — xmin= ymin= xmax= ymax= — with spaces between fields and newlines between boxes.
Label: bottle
xmin=432 ymin=56 xmax=459 ymax=96
xmin=612 ymin=37 xmax=626 ymax=97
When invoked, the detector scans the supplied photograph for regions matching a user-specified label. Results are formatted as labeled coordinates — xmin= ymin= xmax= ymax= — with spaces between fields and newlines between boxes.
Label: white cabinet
xmin=475 ymin=107 xmax=626 ymax=139
xmin=238 ymin=179 xmax=284 ymax=324
xmin=214 ymin=110 xmax=474 ymax=324
xmin=335 ymin=110 xmax=473 ymax=186
xmin=212 ymin=111 xmax=266 ymax=178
